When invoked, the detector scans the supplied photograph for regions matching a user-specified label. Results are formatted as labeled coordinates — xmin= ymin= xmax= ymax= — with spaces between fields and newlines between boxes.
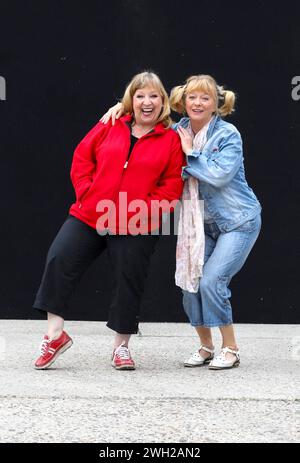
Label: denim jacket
xmin=172 ymin=116 xmax=262 ymax=232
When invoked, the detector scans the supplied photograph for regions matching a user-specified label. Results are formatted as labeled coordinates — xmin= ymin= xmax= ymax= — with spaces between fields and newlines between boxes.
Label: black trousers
xmin=33 ymin=215 xmax=158 ymax=334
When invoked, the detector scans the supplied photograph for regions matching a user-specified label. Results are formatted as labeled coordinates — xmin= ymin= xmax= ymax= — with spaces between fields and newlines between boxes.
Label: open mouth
xmin=192 ymin=109 xmax=204 ymax=113
xmin=141 ymin=108 xmax=154 ymax=116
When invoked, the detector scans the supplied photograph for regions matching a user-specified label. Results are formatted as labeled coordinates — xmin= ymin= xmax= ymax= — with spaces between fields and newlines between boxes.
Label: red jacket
xmin=69 ymin=115 xmax=185 ymax=234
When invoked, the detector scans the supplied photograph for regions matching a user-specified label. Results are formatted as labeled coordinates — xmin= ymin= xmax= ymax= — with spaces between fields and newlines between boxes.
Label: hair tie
xmin=217 ymin=90 xmax=225 ymax=108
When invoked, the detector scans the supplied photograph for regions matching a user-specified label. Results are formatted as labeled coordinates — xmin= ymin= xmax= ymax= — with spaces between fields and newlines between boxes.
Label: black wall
xmin=0 ymin=0 xmax=299 ymax=323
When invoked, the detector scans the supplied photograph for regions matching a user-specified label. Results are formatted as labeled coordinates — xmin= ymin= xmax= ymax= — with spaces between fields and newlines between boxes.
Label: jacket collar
xmin=120 ymin=114 xmax=167 ymax=135
xmin=178 ymin=114 xmax=220 ymax=140
xmin=207 ymin=115 xmax=220 ymax=139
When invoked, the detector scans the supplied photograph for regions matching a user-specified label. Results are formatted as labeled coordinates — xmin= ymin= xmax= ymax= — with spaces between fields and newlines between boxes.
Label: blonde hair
xmin=170 ymin=74 xmax=236 ymax=117
xmin=121 ymin=71 xmax=172 ymax=128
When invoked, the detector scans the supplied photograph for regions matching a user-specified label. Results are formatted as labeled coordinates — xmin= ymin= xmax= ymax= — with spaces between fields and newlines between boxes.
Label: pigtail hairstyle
xmin=217 ymin=85 xmax=235 ymax=117
xmin=170 ymin=75 xmax=236 ymax=118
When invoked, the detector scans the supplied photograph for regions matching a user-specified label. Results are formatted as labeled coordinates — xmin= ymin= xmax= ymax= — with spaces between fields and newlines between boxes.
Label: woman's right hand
xmin=100 ymin=102 xmax=124 ymax=125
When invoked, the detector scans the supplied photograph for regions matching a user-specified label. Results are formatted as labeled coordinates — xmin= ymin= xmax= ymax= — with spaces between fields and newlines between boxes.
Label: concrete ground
xmin=0 ymin=320 xmax=299 ymax=443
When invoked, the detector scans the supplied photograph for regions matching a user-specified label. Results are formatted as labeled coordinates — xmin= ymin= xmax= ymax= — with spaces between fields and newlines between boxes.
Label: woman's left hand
xmin=177 ymin=127 xmax=194 ymax=155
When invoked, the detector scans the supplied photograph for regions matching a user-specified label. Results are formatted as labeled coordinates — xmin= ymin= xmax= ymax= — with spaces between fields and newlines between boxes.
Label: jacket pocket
xmin=235 ymin=215 xmax=261 ymax=233
xmin=76 ymin=180 xmax=93 ymax=202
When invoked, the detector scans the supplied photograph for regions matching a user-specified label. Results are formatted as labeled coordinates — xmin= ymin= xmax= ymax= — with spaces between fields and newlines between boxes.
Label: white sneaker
xmin=209 ymin=347 xmax=240 ymax=370
xmin=184 ymin=345 xmax=214 ymax=367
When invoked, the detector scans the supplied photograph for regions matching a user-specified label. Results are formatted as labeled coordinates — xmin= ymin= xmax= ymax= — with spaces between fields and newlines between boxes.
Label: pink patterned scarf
xmin=175 ymin=120 xmax=211 ymax=293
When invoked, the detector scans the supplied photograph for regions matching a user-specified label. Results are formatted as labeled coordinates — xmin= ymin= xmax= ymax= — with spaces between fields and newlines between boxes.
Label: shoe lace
xmin=39 ymin=338 xmax=50 ymax=357
xmin=115 ymin=342 xmax=131 ymax=360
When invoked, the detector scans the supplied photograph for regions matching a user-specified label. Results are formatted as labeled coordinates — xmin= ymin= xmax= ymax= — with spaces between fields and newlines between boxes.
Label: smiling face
xmin=132 ymin=85 xmax=163 ymax=128
xmin=185 ymin=90 xmax=216 ymax=128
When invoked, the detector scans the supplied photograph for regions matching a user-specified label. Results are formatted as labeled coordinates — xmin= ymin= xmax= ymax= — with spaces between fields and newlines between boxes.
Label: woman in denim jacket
xmin=101 ymin=74 xmax=262 ymax=370
xmin=170 ymin=74 xmax=261 ymax=370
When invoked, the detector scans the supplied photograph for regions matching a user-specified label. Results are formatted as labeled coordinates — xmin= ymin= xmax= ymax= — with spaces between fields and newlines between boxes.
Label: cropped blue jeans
xmin=182 ymin=214 xmax=261 ymax=327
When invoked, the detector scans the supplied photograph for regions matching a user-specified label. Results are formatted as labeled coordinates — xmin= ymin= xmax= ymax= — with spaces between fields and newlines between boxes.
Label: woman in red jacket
xmin=33 ymin=72 xmax=184 ymax=371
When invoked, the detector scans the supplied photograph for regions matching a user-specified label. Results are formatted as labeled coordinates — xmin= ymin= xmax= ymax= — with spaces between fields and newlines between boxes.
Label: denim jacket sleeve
xmin=183 ymin=129 xmax=243 ymax=188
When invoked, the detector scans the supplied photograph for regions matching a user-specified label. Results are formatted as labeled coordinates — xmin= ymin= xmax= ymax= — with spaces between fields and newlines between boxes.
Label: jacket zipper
xmin=110 ymin=126 xmax=158 ymax=228
xmin=123 ymin=129 xmax=159 ymax=169
xmin=110 ymin=125 xmax=135 ymax=211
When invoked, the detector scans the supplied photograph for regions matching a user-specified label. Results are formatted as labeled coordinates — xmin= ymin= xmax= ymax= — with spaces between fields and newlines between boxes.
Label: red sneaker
xmin=34 ymin=331 xmax=73 ymax=370
xmin=111 ymin=342 xmax=135 ymax=370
